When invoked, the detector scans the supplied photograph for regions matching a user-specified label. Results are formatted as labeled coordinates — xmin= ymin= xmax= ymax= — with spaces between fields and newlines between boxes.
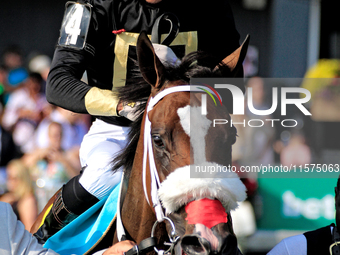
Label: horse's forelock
xmin=111 ymin=52 xmax=231 ymax=174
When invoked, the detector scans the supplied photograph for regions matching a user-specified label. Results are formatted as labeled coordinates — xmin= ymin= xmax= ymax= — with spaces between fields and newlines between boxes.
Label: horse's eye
xmin=152 ymin=135 xmax=165 ymax=148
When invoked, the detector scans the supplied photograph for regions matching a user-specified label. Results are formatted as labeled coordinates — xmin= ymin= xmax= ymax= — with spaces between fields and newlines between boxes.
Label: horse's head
xmin=134 ymin=32 xmax=249 ymax=255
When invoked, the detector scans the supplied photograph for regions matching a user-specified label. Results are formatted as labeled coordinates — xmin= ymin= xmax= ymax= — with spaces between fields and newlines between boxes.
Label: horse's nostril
xmin=220 ymin=234 xmax=238 ymax=255
xmin=181 ymin=235 xmax=211 ymax=255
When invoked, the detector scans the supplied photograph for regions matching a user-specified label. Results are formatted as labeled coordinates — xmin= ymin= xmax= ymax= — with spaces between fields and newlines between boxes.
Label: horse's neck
xmin=121 ymin=137 xmax=157 ymax=243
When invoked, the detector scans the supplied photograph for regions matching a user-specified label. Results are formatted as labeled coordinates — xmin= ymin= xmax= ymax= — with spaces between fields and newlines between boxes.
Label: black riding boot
xmin=34 ymin=175 xmax=99 ymax=244
xmin=34 ymin=188 xmax=78 ymax=244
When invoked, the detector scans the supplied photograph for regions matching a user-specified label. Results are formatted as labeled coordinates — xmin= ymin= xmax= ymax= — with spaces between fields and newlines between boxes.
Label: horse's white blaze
xmin=177 ymin=105 xmax=191 ymax=136
xmin=172 ymin=105 xmax=246 ymax=215
xmin=158 ymin=164 xmax=247 ymax=214
xmin=177 ymin=105 xmax=211 ymax=164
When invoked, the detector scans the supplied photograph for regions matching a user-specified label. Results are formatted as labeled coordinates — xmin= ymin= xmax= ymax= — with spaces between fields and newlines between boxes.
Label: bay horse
xmin=108 ymin=32 xmax=250 ymax=255
xmin=30 ymin=31 xmax=249 ymax=255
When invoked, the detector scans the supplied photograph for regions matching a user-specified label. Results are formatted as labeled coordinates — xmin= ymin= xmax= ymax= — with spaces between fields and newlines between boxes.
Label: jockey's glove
xmin=118 ymin=101 xmax=142 ymax=122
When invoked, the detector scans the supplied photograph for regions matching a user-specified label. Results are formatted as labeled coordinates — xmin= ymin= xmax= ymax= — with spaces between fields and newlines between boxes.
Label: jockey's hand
xmin=103 ymin=240 xmax=136 ymax=255
xmin=118 ymin=101 xmax=141 ymax=122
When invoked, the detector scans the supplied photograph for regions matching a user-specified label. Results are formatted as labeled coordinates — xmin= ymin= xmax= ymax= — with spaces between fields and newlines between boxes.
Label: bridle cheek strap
xmin=142 ymin=85 xmax=220 ymax=222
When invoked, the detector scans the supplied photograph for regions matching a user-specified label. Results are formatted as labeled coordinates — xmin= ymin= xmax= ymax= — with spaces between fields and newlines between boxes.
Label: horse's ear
xmin=137 ymin=31 xmax=165 ymax=88
xmin=217 ymin=35 xmax=250 ymax=77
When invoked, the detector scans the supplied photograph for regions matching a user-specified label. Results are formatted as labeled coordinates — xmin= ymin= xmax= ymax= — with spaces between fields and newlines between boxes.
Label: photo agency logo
xmin=188 ymin=77 xmax=316 ymax=178
xmin=189 ymin=77 xmax=340 ymax=179
xmin=196 ymin=85 xmax=223 ymax=115
xmin=192 ymin=78 xmax=312 ymax=128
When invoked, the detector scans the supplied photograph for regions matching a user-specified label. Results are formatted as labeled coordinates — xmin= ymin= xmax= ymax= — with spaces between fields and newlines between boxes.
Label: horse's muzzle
xmin=181 ymin=234 xmax=211 ymax=255
xmin=180 ymin=234 xmax=241 ymax=255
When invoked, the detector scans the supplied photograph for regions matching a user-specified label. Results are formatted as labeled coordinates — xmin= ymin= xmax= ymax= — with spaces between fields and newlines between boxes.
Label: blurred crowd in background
xmin=0 ymin=44 xmax=91 ymax=231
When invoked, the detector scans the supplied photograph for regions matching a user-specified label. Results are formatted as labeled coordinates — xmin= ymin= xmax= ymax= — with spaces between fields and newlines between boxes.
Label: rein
xmin=117 ymin=85 xmax=220 ymax=255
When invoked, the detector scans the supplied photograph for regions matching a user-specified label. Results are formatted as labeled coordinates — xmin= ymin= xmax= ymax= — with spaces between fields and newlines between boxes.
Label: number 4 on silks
xmin=58 ymin=1 xmax=92 ymax=49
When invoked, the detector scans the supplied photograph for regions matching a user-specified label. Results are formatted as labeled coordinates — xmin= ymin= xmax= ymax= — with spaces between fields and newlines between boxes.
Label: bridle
xmin=116 ymin=85 xmax=221 ymax=255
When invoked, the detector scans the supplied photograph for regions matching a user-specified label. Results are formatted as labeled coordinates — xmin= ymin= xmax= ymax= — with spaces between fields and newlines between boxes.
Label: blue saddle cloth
xmin=44 ymin=183 xmax=120 ymax=255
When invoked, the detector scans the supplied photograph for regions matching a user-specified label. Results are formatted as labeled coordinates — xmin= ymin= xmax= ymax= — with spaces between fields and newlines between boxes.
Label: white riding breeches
xmin=79 ymin=119 xmax=130 ymax=200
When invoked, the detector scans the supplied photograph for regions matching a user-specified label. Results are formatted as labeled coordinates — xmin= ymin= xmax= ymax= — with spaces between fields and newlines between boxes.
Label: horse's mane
xmin=112 ymin=51 xmax=232 ymax=174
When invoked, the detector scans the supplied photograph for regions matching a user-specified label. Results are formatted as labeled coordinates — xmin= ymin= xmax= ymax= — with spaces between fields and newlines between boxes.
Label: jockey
xmin=34 ymin=0 xmax=241 ymax=243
